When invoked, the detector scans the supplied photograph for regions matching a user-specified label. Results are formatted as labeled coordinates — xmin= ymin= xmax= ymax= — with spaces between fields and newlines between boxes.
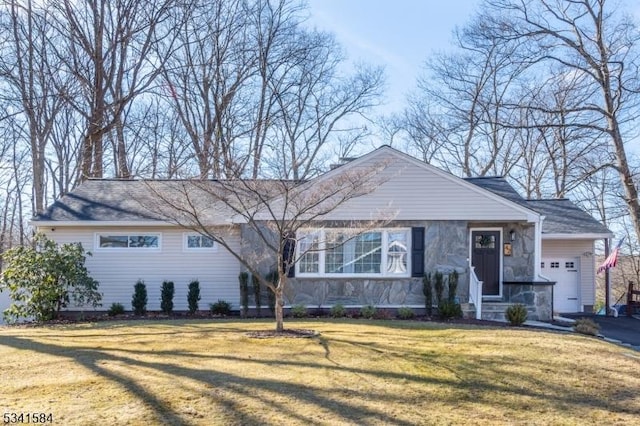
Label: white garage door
xmin=542 ymin=258 xmax=580 ymax=313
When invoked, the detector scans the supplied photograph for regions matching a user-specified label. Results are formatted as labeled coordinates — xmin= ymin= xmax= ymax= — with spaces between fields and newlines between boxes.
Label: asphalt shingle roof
xmin=465 ymin=176 xmax=611 ymax=236
xmin=464 ymin=176 xmax=525 ymax=204
xmin=35 ymin=180 xmax=163 ymax=222
xmin=525 ymin=199 xmax=611 ymax=235
xmin=36 ymin=175 xmax=611 ymax=237
xmin=34 ymin=180 xmax=239 ymax=224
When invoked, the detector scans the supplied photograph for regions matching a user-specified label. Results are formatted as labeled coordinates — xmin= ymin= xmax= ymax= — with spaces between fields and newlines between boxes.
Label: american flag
xmin=597 ymin=238 xmax=624 ymax=274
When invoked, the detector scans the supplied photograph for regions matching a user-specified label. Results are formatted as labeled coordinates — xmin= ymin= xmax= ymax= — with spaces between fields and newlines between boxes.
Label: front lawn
xmin=1 ymin=319 xmax=639 ymax=425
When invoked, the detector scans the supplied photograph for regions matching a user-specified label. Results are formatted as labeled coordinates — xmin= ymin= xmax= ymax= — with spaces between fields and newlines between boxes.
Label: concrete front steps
xmin=464 ymin=302 xmax=537 ymax=321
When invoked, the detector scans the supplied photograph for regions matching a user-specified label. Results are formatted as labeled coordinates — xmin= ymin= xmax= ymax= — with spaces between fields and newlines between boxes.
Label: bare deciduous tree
xmin=0 ymin=1 xmax=68 ymax=214
xmin=140 ymin=156 xmax=395 ymax=331
xmin=403 ymin=17 xmax=529 ymax=177
xmin=50 ymin=0 xmax=178 ymax=180
xmin=483 ymin=0 xmax=640 ymax=242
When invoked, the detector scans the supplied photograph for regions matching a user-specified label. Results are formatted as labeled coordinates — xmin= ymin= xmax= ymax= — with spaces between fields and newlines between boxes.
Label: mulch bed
xmin=245 ymin=328 xmax=319 ymax=339
xmin=4 ymin=313 xmax=512 ymax=333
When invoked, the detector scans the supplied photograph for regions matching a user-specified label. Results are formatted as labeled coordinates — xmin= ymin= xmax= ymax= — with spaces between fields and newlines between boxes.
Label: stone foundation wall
xmin=503 ymin=284 xmax=553 ymax=321
xmin=283 ymin=278 xmax=425 ymax=306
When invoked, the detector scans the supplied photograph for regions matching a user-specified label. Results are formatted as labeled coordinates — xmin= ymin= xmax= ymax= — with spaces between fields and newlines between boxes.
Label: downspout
xmin=604 ymin=238 xmax=610 ymax=317
xmin=535 ymin=215 xmax=546 ymax=279
xmin=535 ymin=215 xmax=553 ymax=317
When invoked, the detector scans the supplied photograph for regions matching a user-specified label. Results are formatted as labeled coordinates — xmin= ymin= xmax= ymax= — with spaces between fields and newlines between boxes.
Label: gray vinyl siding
xmin=326 ymin=158 xmax=534 ymax=221
xmin=42 ymin=226 xmax=241 ymax=312
xmin=542 ymin=239 xmax=596 ymax=308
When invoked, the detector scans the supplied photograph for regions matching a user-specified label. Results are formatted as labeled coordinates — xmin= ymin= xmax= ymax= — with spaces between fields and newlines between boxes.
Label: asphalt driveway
xmin=564 ymin=313 xmax=640 ymax=348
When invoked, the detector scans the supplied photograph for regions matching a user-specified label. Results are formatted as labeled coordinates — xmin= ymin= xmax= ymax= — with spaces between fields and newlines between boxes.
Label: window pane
xmin=475 ymin=234 xmax=495 ymax=249
xmin=387 ymin=231 xmax=408 ymax=274
xmin=299 ymin=233 xmax=319 ymax=273
xmin=354 ymin=232 xmax=381 ymax=273
xmin=129 ymin=235 xmax=158 ymax=248
xmin=100 ymin=235 xmax=158 ymax=248
xmin=201 ymin=236 xmax=215 ymax=248
xmin=187 ymin=235 xmax=214 ymax=248
xmin=325 ymin=233 xmax=346 ymax=273
xmin=298 ymin=229 xmax=408 ymax=277
xmin=99 ymin=235 xmax=128 ymax=248
xmin=324 ymin=232 xmax=382 ymax=274
xmin=187 ymin=235 xmax=200 ymax=248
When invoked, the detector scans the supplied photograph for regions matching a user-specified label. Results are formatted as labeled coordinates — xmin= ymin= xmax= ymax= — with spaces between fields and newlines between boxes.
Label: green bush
xmin=252 ymin=274 xmax=261 ymax=316
xmin=239 ymin=272 xmax=249 ymax=318
xmin=160 ymin=280 xmax=174 ymax=314
xmin=187 ymin=280 xmax=200 ymax=314
xmin=438 ymin=300 xmax=463 ymax=320
xmin=0 ymin=233 xmax=101 ymax=323
xmin=448 ymin=270 xmax=459 ymax=303
xmin=290 ymin=304 xmax=307 ymax=318
xmin=131 ymin=280 xmax=147 ymax=316
xmin=422 ymin=273 xmax=433 ymax=316
xmin=330 ymin=304 xmax=347 ymax=318
xmin=360 ymin=304 xmax=377 ymax=319
xmin=107 ymin=302 xmax=125 ymax=316
xmin=505 ymin=304 xmax=528 ymax=326
xmin=397 ymin=306 xmax=415 ymax=319
xmin=434 ymin=271 xmax=445 ymax=306
xmin=574 ymin=317 xmax=600 ymax=336
xmin=267 ymin=291 xmax=276 ymax=315
xmin=265 ymin=271 xmax=278 ymax=315
xmin=210 ymin=299 xmax=232 ymax=316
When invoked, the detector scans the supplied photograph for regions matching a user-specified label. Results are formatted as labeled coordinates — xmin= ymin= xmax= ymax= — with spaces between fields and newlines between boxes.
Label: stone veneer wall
xmin=502 ymin=223 xmax=536 ymax=281
xmin=469 ymin=222 xmax=545 ymax=319
xmin=242 ymin=220 xmax=547 ymax=318
xmin=284 ymin=220 xmax=470 ymax=307
xmin=503 ymin=284 xmax=553 ymax=321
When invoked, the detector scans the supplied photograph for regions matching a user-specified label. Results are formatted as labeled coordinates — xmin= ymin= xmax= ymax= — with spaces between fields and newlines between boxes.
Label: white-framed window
xmin=296 ymin=228 xmax=410 ymax=278
xmin=298 ymin=231 xmax=320 ymax=273
xmin=184 ymin=233 xmax=217 ymax=251
xmin=96 ymin=233 xmax=161 ymax=249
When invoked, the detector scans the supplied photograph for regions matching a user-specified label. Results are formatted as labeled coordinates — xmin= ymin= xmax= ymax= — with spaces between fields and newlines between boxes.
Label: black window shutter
xmin=283 ymin=234 xmax=295 ymax=278
xmin=411 ymin=227 xmax=425 ymax=277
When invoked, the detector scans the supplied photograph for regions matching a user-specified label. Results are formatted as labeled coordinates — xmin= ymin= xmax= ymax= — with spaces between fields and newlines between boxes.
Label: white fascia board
xmin=542 ymin=232 xmax=613 ymax=240
xmin=32 ymin=220 xmax=170 ymax=227
xmin=32 ymin=219 xmax=233 ymax=228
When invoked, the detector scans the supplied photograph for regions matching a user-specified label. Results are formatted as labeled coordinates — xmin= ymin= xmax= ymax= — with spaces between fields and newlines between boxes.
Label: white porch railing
xmin=469 ymin=265 xmax=483 ymax=320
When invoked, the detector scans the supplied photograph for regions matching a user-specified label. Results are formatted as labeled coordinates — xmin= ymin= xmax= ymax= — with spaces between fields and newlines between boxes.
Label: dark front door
xmin=471 ymin=230 xmax=501 ymax=297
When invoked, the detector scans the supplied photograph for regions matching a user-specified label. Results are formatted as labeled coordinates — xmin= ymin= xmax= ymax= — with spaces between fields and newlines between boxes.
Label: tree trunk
xmin=274 ymin=282 xmax=284 ymax=332
xmin=115 ymin=117 xmax=131 ymax=178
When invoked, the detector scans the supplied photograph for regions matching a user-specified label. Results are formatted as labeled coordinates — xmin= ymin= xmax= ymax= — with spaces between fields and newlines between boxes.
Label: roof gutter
xmin=542 ymin=232 xmax=613 ymax=240
xmin=32 ymin=220 xmax=174 ymax=228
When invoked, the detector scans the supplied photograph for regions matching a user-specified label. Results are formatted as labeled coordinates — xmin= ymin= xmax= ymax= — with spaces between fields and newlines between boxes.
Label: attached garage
xmin=541 ymin=257 xmax=580 ymax=313
xmin=532 ymin=196 xmax=612 ymax=314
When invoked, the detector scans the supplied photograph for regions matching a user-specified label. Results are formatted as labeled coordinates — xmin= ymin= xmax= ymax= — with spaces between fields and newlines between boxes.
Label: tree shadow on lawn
xmin=0 ymin=335 xmax=420 ymax=425
xmin=3 ymin=329 xmax=638 ymax=424
xmin=320 ymin=334 xmax=640 ymax=417
xmin=12 ymin=320 xmax=256 ymax=340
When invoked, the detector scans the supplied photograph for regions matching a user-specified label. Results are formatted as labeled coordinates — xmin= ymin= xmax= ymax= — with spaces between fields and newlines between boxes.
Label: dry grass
xmin=1 ymin=319 xmax=639 ymax=425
